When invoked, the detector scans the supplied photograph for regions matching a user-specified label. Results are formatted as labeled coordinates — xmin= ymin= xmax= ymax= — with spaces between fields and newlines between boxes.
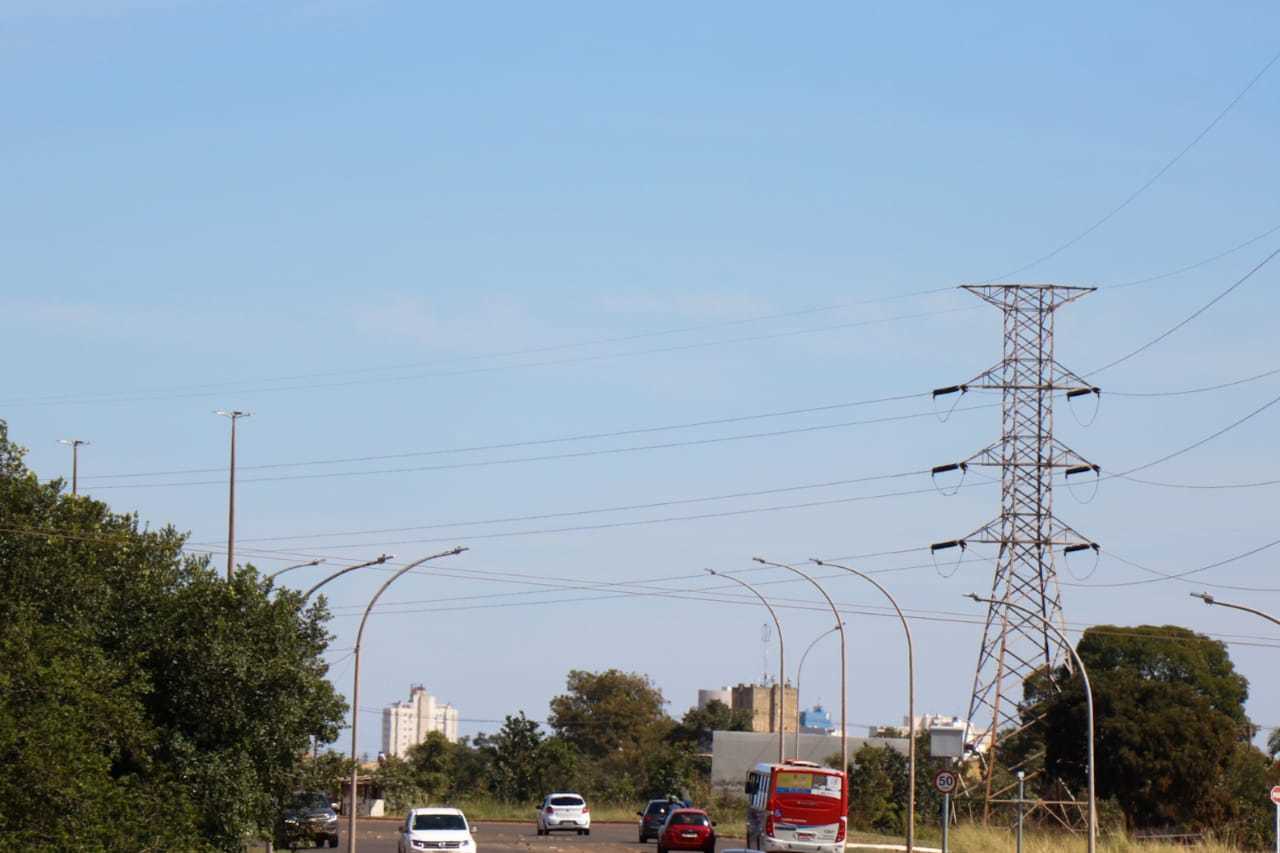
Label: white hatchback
xmin=536 ymin=793 xmax=590 ymax=835
xmin=398 ymin=807 xmax=477 ymax=853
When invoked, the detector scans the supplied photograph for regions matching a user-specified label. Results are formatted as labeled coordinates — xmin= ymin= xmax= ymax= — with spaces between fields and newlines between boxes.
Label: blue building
xmin=799 ymin=704 xmax=834 ymax=734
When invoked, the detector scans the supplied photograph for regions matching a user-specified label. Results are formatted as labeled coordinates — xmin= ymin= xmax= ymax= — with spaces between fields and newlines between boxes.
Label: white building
xmin=697 ymin=687 xmax=732 ymax=710
xmin=381 ymin=685 xmax=461 ymax=757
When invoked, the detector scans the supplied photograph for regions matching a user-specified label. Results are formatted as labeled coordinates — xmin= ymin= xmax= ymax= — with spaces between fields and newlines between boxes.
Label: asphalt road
xmin=266 ymin=821 xmax=739 ymax=852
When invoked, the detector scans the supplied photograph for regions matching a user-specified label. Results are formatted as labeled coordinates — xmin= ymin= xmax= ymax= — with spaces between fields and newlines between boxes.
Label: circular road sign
xmin=1270 ymin=785 xmax=1280 ymax=805
xmin=933 ymin=769 xmax=959 ymax=795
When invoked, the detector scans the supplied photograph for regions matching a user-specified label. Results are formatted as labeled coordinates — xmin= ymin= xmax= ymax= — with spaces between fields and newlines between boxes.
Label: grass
xmin=848 ymin=824 xmax=1244 ymax=852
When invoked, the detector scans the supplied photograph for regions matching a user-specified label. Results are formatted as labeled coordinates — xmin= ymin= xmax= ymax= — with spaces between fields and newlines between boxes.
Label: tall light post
xmin=215 ymin=410 xmax=251 ymax=580
xmin=58 ymin=438 xmax=89 ymax=495
xmin=966 ymin=593 xmax=1095 ymax=853
xmin=707 ymin=569 xmax=786 ymax=763
xmin=266 ymin=558 xmax=326 ymax=581
xmin=347 ymin=547 xmax=466 ymax=853
xmin=1191 ymin=592 xmax=1280 ymax=628
xmin=303 ymin=554 xmax=394 ymax=602
xmin=795 ymin=623 xmax=842 ymax=759
xmin=754 ymin=557 xmax=847 ymax=776
xmin=815 ymin=558 xmax=916 ymax=852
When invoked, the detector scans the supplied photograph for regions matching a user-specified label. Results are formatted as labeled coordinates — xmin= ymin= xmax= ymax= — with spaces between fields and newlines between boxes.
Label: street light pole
xmin=347 ymin=547 xmax=466 ymax=853
xmin=58 ymin=438 xmax=89 ymax=495
xmin=303 ymin=554 xmax=395 ymax=603
xmin=266 ymin=558 xmax=326 ymax=581
xmin=795 ymin=623 xmax=842 ymax=759
xmin=815 ymin=558 xmax=916 ymax=852
xmin=754 ymin=557 xmax=847 ymax=776
xmin=214 ymin=410 xmax=251 ymax=580
xmin=707 ymin=569 xmax=786 ymax=763
xmin=1191 ymin=592 xmax=1280 ymax=628
xmin=967 ymin=593 xmax=1096 ymax=853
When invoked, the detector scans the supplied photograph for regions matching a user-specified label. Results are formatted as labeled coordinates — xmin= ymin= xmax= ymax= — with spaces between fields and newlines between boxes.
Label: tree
xmin=0 ymin=420 xmax=346 ymax=851
xmin=1269 ymin=728 xmax=1280 ymax=759
xmin=373 ymin=756 xmax=428 ymax=814
xmin=1028 ymin=625 xmax=1273 ymax=843
xmin=669 ymin=699 xmax=752 ymax=751
xmin=485 ymin=713 xmax=548 ymax=801
xmin=406 ymin=731 xmax=455 ymax=801
xmin=549 ymin=669 xmax=671 ymax=758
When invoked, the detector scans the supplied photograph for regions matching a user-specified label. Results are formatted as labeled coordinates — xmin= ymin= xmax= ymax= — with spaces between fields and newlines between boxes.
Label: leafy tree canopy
xmin=0 ymin=420 xmax=346 ymax=851
xmin=549 ymin=669 xmax=671 ymax=758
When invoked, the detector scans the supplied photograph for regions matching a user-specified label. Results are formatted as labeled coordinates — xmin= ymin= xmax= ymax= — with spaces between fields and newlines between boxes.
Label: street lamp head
xmin=375 ymin=554 xmax=395 ymax=564
xmin=705 ymin=568 xmax=718 ymax=577
xmin=810 ymin=558 xmax=826 ymax=566
xmin=1191 ymin=591 xmax=1215 ymax=605
xmin=964 ymin=592 xmax=983 ymax=602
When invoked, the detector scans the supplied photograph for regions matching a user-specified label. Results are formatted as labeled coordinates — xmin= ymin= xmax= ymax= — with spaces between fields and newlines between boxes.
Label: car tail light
xmin=583 ymin=806 xmax=589 ymax=813
xmin=545 ymin=807 xmax=554 ymax=814
xmin=836 ymin=817 xmax=847 ymax=842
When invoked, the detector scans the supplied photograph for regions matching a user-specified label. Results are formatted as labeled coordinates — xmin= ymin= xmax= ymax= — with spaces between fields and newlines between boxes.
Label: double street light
xmin=795 ymin=623 xmax=843 ymax=760
xmin=814 ymin=558 xmax=916 ymax=853
xmin=754 ymin=557 xmax=847 ymax=778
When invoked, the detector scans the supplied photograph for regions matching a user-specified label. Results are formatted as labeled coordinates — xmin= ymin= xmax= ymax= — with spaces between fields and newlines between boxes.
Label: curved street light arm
xmin=348 ymin=546 xmax=466 ymax=853
xmin=815 ymin=558 xmax=916 ymax=853
xmin=755 ymin=557 xmax=848 ymax=779
xmin=967 ymin=593 xmax=1095 ymax=853
xmin=1191 ymin=592 xmax=1280 ymax=628
xmin=266 ymin=558 xmax=326 ymax=581
xmin=795 ymin=623 xmax=843 ymax=760
xmin=708 ymin=568 xmax=786 ymax=763
xmin=303 ymin=554 xmax=395 ymax=603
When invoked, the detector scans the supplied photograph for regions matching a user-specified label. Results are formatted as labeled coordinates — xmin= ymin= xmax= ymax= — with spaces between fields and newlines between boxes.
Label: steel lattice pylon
xmin=931 ymin=284 xmax=1100 ymax=820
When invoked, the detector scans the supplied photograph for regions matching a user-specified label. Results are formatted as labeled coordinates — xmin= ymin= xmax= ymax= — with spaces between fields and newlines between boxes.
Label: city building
xmin=731 ymin=682 xmax=798 ymax=734
xmin=697 ymin=687 xmax=732 ymax=709
xmin=799 ymin=703 xmax=834 ymax=734
xmin=380 ymin=685 xmax=460 ymax=757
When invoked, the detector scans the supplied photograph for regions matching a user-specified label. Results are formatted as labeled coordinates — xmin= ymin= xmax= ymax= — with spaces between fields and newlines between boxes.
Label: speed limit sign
xmin=933 ymin=769 xmax=958 ymax=795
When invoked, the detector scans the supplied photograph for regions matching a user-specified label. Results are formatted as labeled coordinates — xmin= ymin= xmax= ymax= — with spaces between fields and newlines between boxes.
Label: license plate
xmin=682 ymin=832 xmax=698 ymax=838
xmin=798 ymin=832 xmax=815 ymax=840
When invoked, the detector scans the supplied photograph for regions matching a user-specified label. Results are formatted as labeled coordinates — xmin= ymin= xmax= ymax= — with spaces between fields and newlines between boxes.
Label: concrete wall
xmin=710 ymin=730 xmax=909 ymax=791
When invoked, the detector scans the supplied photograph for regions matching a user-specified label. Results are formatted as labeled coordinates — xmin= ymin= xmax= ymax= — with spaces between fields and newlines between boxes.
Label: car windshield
xmin=550 ymin=796 xmax=584 ymax=807
xmin=646 ymin=803 xmax=671 ymax=816
xmin=413 ymin=814 xmax=467 ymax=831
xmin=671 ymin=813 xmax=710 ymax=827
xmin=288 ymin=794 xmax=330 ymax=811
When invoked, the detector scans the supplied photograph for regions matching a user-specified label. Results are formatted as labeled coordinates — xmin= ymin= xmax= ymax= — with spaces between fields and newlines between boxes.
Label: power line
xmin=1103 ymin=221 xmax=1280 ymax=291
xmin=86 ymin=404 xmax=993 ymax=490
xmin=1064 ymin=537 xmax=1280 ymax=590
xmin=1089 ymin=244 xmax=1280 ymax=377
xmin=1116 ymin=473 xmax=1280 ymax=491
xmin=81 ymin=391 xmax=933 ymax=481
xmin=983 ymin=45 xmax=1280 ymax=282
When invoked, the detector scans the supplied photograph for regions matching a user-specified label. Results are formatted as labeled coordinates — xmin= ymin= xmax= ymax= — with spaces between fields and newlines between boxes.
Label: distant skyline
xmin=3 ymin=1 xmax=1280 ymax=758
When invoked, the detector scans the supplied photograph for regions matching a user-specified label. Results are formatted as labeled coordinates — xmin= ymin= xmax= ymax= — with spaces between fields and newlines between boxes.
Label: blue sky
xmin=3 ymin=0 xmax=1280 ymax=758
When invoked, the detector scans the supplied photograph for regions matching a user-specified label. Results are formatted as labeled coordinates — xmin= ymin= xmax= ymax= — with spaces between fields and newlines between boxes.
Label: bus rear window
xmin=775 ymin=771 xmax=843 ymax=798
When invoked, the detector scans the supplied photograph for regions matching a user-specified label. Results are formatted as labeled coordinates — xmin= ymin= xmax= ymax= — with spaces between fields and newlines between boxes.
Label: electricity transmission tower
xmin=930 ymin=284 xmax=1100 ymax=820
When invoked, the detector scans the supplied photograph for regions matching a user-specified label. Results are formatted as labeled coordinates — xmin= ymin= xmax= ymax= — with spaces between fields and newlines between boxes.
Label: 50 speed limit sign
xmin=933 ymin=769 xmax=958 ymax=795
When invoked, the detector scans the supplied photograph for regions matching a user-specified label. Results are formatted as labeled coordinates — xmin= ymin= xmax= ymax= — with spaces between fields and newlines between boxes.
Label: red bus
xmin=745 ymin=760 xmax=847 ymax=852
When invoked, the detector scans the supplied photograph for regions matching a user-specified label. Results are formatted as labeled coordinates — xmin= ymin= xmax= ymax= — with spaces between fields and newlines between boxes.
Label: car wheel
xmin=584 ymin=829 xmax=590 ymax=836
xmin=639 ymin=833 xmax=646 ymax=843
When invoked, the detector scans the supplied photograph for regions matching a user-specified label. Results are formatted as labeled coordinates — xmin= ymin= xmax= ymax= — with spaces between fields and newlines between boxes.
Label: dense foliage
xmin=1023 ymin=625 xmax=1279 ymax=846
xmin=362 ymin=674 xmax=751 ymax=811
xmin=0 ymin=422 xmax=347 ymax=851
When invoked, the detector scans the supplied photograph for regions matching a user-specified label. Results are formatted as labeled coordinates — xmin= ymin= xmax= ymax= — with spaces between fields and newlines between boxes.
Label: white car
xmin=536 ymin=793 xmax=590 ymax=835
xmin=398 ymin=807 xmax=477 ymax=852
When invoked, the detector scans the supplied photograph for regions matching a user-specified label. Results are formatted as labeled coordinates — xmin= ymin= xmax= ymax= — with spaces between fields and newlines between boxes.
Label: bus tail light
xmin=765 ymin=814 xmax=774 ymax=838
xmin=836 ymin=817 xmax=847 ymax=842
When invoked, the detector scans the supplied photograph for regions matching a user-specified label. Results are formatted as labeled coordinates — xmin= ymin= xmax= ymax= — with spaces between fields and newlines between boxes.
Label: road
xmin=259 ymin=820 xmax=744 ymax=852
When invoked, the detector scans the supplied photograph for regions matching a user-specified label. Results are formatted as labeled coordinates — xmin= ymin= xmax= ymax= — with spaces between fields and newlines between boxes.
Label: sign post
xmin=1270 ymin=785 xmax=1280 ymax=853
xmin=934 ymin=769 xmax=958 ymax=853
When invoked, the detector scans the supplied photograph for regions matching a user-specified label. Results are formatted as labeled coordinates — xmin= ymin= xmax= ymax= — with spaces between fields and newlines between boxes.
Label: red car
xmin=657 ymin=808 xmax=716 ymax=853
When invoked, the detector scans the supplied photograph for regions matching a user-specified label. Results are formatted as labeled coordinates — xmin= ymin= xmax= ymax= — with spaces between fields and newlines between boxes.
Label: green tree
xmin=485 ymin=713 xmax=547 ymax=801
xmin=1269 ymin=728 xmax=1280 ymax=759
xmin=373 ymin=756 xmax=428 ymax=813
xmin=1029 ymin=625 xmax=1273 ymax=843
xmin=0 ymin=420 xmax=346 ymax=851
xmin=549 ymin=669 xmax=671 ymax=758
xmin=406 ymin=731 xmax=455 ymax=800
xmin=669 ymin=699 xmax=752 ymax=750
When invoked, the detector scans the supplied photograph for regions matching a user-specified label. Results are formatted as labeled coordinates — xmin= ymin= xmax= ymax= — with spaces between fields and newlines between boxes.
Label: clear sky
xmin=3 ymin=1 xmax=1279 ymax=759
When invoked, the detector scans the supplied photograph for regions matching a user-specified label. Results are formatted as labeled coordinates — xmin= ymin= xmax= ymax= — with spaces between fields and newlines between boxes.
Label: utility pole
xmin=931 ymin=285 xmax=1100 ymax=822
xmin=215 ymin=410 xmax=251 ymax=580
xmin=58 ymin=438 xmax=89 ymax=495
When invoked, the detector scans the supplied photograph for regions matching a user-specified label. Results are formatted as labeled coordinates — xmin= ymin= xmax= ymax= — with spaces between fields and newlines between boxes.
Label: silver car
xmin=536 ymin=793 xmax=590 ymax=835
